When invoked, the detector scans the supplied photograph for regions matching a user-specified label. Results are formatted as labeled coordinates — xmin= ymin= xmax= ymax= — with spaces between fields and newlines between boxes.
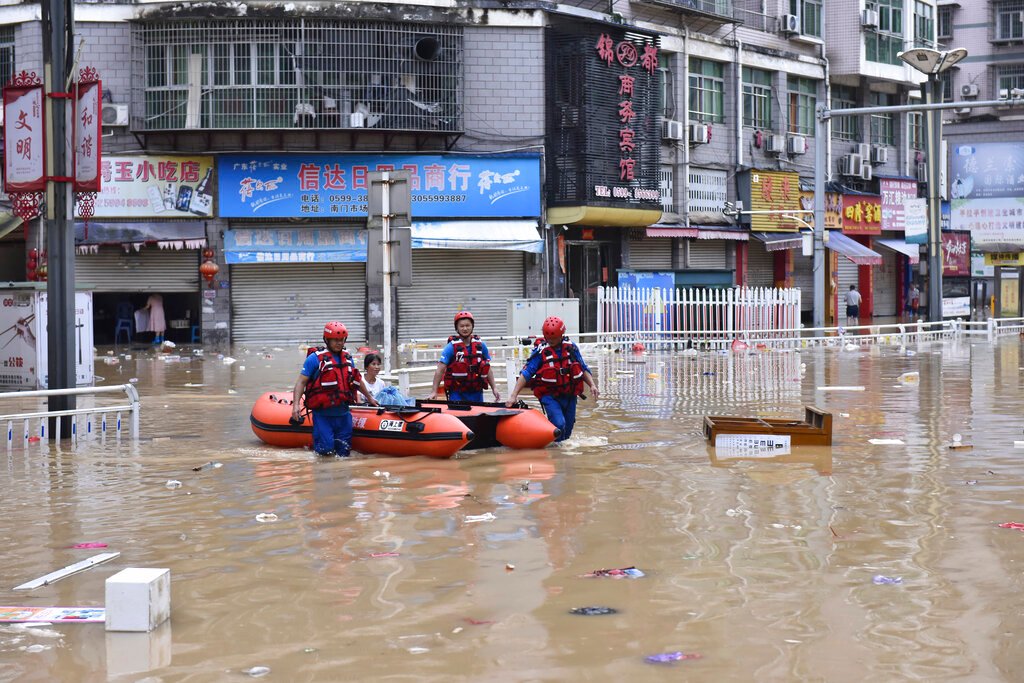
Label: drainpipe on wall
xmin=736 ymin=38 xmax=744 ymax=169
xmin=681 ymin=28 xmax=690 ymax=229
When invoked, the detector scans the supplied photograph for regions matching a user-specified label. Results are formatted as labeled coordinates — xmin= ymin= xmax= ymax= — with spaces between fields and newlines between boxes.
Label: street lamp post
xmin=898 ymin=47 xmax=968 ymax=323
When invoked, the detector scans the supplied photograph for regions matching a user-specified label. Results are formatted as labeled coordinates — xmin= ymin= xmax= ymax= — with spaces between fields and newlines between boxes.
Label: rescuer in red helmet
xmin=428 ymin=310 xmax=501 ymax=403
xmin=292 ymin=321 xmax=378 ymax=457
xmin=506 ymin=316 xmax=598 ymax=441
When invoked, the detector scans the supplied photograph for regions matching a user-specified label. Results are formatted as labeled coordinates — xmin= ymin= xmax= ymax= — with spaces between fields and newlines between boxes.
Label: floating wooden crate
xmin=703 ymin=406 xmax=832 ymax=447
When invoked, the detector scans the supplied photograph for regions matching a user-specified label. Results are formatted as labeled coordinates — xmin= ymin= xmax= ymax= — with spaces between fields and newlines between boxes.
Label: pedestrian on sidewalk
xmin=845 ymin=285 xmax=862 ymax=324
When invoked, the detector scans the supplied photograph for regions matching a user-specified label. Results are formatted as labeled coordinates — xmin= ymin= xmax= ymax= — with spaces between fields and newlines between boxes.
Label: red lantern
xmin=199 ymin=259 xmax=220 ymax=288
xmin=202 ymin=248 xmax=215 ymax=260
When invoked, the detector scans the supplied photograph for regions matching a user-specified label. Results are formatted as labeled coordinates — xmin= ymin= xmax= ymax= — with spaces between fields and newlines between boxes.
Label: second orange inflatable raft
xmin=250 ymin=392 xmax=472 ymax=458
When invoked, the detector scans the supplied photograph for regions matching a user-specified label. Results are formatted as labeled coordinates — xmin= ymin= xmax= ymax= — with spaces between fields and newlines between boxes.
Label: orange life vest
xmin=531 ymin=341 xmax=584 ymax=398
xmin=304 ymin=347 xmax=359 ymax=410
xmin=443 ymin=335 xmax=491 ymax=393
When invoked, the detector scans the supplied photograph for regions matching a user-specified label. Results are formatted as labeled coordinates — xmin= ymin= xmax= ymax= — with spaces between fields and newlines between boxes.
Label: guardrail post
xmin=505 ymin=360 xmax=519 ymax=394
xmin=397 ymin=369 xmax=411 ymax=395
xmin=988 ymin=317 xmax=997 ymax=341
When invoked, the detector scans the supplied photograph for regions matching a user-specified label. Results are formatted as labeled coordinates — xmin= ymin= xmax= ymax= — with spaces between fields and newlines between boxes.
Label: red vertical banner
xmin=2 ymin=72 xmax=46 ymax=192
xmin=941 ymin=231 xmax=970 ymax=277
xmin=74 ymin=74 xmax=102 ymax=192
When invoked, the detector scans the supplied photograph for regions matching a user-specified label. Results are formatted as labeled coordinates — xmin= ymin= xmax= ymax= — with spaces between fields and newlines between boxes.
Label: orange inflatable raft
xmin=250 ymin=392 xmax=472 ymax=458
xmin=416 ymin=399 xmax=559 ymax=450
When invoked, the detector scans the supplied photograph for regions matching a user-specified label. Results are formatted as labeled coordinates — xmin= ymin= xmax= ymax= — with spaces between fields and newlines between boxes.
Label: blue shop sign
xmin=218 ymin=154 xmax=541 ymax=219
xmin=223 ymin=228 xmax=367 ymax=264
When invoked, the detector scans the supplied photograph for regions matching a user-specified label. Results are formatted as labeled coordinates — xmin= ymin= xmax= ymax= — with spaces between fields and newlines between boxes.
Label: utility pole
xmin=42 ymin=0 xmax=76 ymax=435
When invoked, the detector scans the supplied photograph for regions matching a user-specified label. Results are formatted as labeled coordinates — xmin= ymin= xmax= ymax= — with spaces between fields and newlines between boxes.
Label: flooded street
xmin=3 ymin=336 xmax=1024 ymax=682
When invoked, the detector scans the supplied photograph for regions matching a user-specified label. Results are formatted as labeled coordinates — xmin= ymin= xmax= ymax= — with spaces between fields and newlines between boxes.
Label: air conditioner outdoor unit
xmin=101 ymin=103 xmax=129 ymax=127
xmin=781 ymin=13 xmax=800 ymax=34
xmin=839 ymin=154 xmax=863 ymax=177
xmin=766 ymin=133 xmax=786 ymax=154
xmin=857 ymin=143 xmax=871 ymax=159
xmin=916 ymin=162 xmax=928 ymax=182
xmin=663 ymin=119 xmax=684 ymax=141
xmin=960 ymin=84 xmax=979 ymax=98
xmin=870 ymin=146 xmax=888 ymax=165
xmin=688 ymin=122 xmax=710 ymax=144
xmin=787 ymin=135 xmax=807 ymax=155
xmin=860 ymin=164 xmax=873 ymax=181
xmin=861 ymin=8 xmax=879 ymax=28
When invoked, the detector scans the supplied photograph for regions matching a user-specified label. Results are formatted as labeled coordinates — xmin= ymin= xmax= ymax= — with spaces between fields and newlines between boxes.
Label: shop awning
xmin=693 ymin=226 xmax=748 ymax=241
xmin=874 ymin=238 xmax=920 ymax=264
xmin=646 ymin=226 xmax=698 ymax=238
xmin=753 ymin=232 xmax=803 ymax=251
xmin=74 ymin=221 xmax=207 ymax=249
xmin=825 ymin=231 xmax=883 ymax=265
xmin=410 ymin=220 xmax=543 ymax=253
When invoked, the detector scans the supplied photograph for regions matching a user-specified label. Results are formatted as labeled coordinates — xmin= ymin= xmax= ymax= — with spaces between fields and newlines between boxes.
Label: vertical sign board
xmin=2 ymin=76 xmax=46 ymax=193
xmin=74 ymin=79 xmax=102 ymax=192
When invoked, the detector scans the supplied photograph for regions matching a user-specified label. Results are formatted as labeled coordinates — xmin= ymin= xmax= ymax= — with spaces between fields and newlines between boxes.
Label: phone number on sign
xmin=412 ymin=194 xmax=467 ymax=202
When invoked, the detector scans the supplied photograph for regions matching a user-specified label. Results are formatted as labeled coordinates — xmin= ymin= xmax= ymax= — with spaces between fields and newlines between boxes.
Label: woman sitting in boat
xmin=361 ymin=353 xmax=388 ymax=400
xmin=428 ymin=310 xmax=501 ymax=403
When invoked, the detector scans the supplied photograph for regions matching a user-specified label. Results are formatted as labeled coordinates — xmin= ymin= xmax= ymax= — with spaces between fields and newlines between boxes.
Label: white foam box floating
xmin=105 ymin=568 xmax=170 ymax=632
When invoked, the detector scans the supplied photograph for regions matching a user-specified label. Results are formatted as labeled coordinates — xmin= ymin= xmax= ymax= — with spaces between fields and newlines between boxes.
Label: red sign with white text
xmin=3 ymin=80 xmax=45 ymax=192
xmin=942 ymin=231 xmax=970 ymax=277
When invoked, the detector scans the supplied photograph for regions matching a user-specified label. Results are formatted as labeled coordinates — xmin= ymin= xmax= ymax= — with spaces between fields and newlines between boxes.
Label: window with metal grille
xmin=787 ymin=76 xmax=816 ymax=136
xmin=866 ymin=0 xmax=904 ymax=66
xmin=914 ymin=1 xmax=935 ymax=48
xmin=938 ymin=6 xmax=953 ymax=39
xmin=660 ymin=165 xmax=675 ymax=214
xmin=687 ymin=168 xmax=728 ymax=215
xmin=688 ymin=58 xmax=724 ymax=123
xmin=997 ymin=64 xmax=1024 ymax=92
xmin=742 ymin=67 xmax=771 ymax=129
xmin=0 ymin=26 xmax=14 ymax=88
xmin=831 ymin=85 xmax=860 ymax=142
xmin=996 ymin=1 xmax=1024 ymax=41
xmin=133 ymin=20 xmax=463 ymax=132
xmin=869 ymin=91 xmax=895 ymax=145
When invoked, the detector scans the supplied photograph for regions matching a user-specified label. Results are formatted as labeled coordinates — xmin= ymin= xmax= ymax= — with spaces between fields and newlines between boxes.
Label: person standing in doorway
xmin=428 ymin=311 xmax=501 ymax=403
xmin=143 ymin=293 xmax=166 ymax=344
xmin=908 ymin=283 xmax=921 ymax=319
xmin=845 ymin=285 xmax=863 ymax=324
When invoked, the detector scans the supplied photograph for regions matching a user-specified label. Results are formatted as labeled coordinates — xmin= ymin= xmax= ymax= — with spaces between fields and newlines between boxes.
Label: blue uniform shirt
xmin=439 ymin=338 xmax=492 ymax=365
xmin=301 ymin=350 xmax=355 ymax=416
xmin=521 ymin=342 xmax=589 ymax=380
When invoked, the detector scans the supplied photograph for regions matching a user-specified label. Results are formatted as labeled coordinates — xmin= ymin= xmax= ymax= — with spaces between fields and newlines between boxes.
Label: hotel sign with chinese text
xmin=842 ymin=195 xmax=882 ymax=235
xmin=749 ymin=171 xmax=802 ymax=232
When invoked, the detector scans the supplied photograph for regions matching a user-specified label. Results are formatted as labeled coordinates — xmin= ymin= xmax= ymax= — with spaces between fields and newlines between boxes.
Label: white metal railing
xmin=2 ymin=384 xmax=140 ymax=449
xmin=598 ymin=286 xmax=802 ymax=346
xmin=383 ymin=360 xmax=521 ymax=396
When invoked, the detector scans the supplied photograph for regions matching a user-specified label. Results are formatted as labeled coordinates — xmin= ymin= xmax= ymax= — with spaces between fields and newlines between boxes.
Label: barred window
xmin=869 ymin=91 xmax=895 ymax=145
xmin=997 ymin=64 xmax=1024 ymax=92
xmin=689 ymin=58 xmax=724 ymax=123
xmin=742 ymin=66 xmax=772 ymax=129
xmin=0 ymin=26 xmax=13 ymax=88
xmin=996 ymin=1 xmax=1024 ymax=41
xmin=134 ymin=20 xmax=463 ymax=132
xmin=938 ymin=6 xmax=953 ymax=39
xmin=831 ymin=85 xmax=860 ymax=142
xmin=787 ymin=76 xmax=817 ymax=136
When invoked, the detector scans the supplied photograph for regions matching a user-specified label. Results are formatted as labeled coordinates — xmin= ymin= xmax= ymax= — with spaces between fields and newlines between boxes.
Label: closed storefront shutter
xmin=688 ymin=240 xmax=728 ymax=269
xmin=231 ymin=263 xmax=366 ymax=345
xmin=628 ymin=238 xmax=673 ymax=270
xmin=872 ymin=249 xmax=897 ymax=317
xmin=836 ymin=257 xmax=859 ymax=307
xmin=793 ymin=254 xmax=814 ymax=311
xmin=75 ymin=247 xmax=199 ymax=292
xmin=747 ymin=240 xmax=775 ymax=288
xmin=397 ymin=250 xmax=524 ymax=342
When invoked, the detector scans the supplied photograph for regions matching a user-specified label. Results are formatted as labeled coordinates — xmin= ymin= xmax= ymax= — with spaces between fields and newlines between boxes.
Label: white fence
xmin=2 ymin=384 xmax=140 ymax=449
xmin=598 ymin=286 xmax=802 ymax=346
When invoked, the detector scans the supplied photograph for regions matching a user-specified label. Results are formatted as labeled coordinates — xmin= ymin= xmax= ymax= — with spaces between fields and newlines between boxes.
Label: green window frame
xmin=831 ymin=85 xmax=860 ymax=142
xmin=869 ymin=91 xmax=895 ymax=146
xmin=914 ymin=1 xmax=935 ymax=48
xmin=866 ymin=0 xmax=904 ymax=66
xmin=742 ymin=66 xmax=772 ymax=129
xmin=787 ymin=76 xmax=817 ymax=136
xmin=789 ymin=0 xmax=823 ymax=38
xmin=689 ymin=58 xmax=725 ymax=123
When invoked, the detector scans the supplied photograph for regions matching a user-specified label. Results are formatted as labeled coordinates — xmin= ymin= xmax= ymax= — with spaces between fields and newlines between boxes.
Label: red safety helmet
xmin=323 ymin=321 xmax=348 ymax=340
xmin=453 ymin=310 xmax=475 ymax=328
xmin=542 ymin=316 xmax=566 ymax=338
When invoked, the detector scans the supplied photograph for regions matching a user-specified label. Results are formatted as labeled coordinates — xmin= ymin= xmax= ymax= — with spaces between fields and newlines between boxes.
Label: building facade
xmin=0 ymin=0 xmax=1010 ymax=346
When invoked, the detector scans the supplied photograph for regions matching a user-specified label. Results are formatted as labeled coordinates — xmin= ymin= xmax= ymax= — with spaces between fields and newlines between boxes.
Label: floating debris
xmin=582 ymin=566 xmax=645 ymax=578
xmin=165 ymin=480 xmax=182 ymax=489
xmin=872 ymin=575 xmax=903 ymax=585
xmin=465 ymin=513 xmax=496 ymax=523
xmin=255 ymin=513 xmax=278 ymax=523
xmin=645 ymin=652 xmax=702 ymax=664
xmin=569 ymin=606 xmax=617 ymax=616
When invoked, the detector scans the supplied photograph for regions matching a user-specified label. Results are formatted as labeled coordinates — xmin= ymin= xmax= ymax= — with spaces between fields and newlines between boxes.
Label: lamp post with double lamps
xmin=897 ymin=46 xmax=968 ymax=323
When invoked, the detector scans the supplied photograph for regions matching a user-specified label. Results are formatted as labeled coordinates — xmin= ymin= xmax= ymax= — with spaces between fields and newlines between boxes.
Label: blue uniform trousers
xmin=540 ymin=393 xmax=577 ymax=442
xmin=311 ymin=409 xmax=352 ymax=456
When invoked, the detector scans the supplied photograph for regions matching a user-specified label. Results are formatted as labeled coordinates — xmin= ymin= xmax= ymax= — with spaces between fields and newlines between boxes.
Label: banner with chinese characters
xmin=223 ymin=228 xmax=367 ymax=264
xmin=842 ymin=195 xmax=881 ymax=235
xmin=950 ymin=141 xmax=1024 ymax=250
xmin=879 ymin=178 xmax=917 ymax=232
xmin=2 ymin=76 xmax=45 ymax=193
xmin=942 ymin=231 xmax=970 ymax=277
xmin=83 ymin=156 xmax=216 ymax=218
xmin=748 ymin=170 xmax=802 ymax=232
xmin=218 ymin=154 xmax=541 ymax=219
xmin=74 ymin=77 xmax=101 ymax=192
xmin=983 ymin=252 xmax=1024 ymax=267
xmin=951 ymin=196 xmax=1024 ymax=251
xmin=904 ymin=198 xmax=927 ymax=244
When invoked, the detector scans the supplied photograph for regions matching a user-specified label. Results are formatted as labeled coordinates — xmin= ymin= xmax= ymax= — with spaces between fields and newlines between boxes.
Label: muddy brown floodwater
xmin=2 ymin=337 xmax=1024 ymax=682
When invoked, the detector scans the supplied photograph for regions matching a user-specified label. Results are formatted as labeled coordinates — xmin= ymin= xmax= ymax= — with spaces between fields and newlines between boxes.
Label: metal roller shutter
xmin=231 ymin=263 xmax=366 ymax=345
xmin=747 ymin=239 xmax=775 ymax=288
xmin=836 ymin=257 xmax=859 ymax=307
xmin=688 ymin=240 xmax=728 ymax=269
xmin=628 ymin=238 xmax=673 ymax=270
xmin=792 ymin=254 xmax=814 ymax=311
xmin=397 ymin=250 xmax=524 ymax=342
xmin=872 ymin=248 xmax=897 ymax=317
xmin=75 ymin=247 xmax=199 ymax=292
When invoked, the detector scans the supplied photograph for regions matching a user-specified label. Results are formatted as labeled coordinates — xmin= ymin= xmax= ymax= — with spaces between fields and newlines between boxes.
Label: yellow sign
xmin=984 ymin=252 xmax=1024 ymax=267
xmin=749 ymin=170 xmax=802 ymax=232
xmin=83 ymin=155 xmax=216 ymax=219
